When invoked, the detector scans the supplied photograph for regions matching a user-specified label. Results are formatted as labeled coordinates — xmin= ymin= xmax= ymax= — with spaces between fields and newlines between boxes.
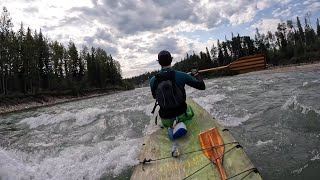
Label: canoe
xmin=131 ymin=98 xmax=262 ymax=180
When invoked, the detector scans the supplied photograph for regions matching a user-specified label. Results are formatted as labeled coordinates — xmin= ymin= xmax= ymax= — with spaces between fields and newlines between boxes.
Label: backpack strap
xmin=151 ymin=73 xmax=159 ymax=98
xmin=151 ymin=101 xmax=159 ymax=125
xmin=151 ymin=101 xmax=158 ymax=114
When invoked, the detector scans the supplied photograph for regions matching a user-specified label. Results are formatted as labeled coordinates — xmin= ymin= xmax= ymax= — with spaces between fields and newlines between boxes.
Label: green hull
xmin=131 ymin=98 xmax=262 ymax=180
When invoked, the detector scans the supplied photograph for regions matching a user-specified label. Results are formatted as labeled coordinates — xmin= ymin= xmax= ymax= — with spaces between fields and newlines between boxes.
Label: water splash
xmin=282 ymin=95 xmax=320 ymax=115
xmin=0 ymin=138 xmax=142 ymax=180
xmin=256 ymin=140 xmax=273 ymax=146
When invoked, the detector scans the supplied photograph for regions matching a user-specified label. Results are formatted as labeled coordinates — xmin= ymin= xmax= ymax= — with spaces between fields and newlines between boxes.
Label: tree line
xmin=0 ymin=7 xmax=129 ymax=97
xmin=129 ymin=15 xmax=320 ymax=85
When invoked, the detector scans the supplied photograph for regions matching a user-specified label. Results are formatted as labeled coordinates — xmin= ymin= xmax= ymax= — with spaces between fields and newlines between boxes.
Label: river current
xmin=0 ymin=67 xmax=320 ymax=180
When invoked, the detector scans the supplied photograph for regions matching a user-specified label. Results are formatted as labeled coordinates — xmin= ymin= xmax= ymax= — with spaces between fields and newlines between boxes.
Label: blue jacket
xmin=150 ymin=68 xmax=205 ymax=98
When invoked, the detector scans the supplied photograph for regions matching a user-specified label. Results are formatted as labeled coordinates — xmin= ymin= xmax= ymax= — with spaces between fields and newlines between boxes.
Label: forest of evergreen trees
xmin=2 ymin=5 xmax=320 ymax=92
xmin=129 ymin=15 xmax=320 ymax=86
xmin=0 ymin=7 xmax=130 ymax=98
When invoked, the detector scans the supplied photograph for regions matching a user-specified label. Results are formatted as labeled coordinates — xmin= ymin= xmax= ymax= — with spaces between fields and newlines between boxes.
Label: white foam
xmin=205 ymin=80 xmax=218 ymax=85
xmin=311 ymin=154 xmax=320 ymax=161
xmin=256 ymin=140 xmax=273 ymax=146
xmin=281 ymin=96 xmax=320 ymax=115
xmin=0 ymin=138 xmax=142 ymax=180
xmin=186 ymin=88 xmax=196 ymax=94
xmin=0 ymin=149 xmax=35 ymax=180
xmin=220 ymin=115 xmax=251 ymax=127
xmin=292 ymin=164 xmax=308 ymax=174
xmin=193 ymin=94 xmax=251 ymax=126
xmin=74 ymin=108 xmax=106 ymax=126
xmin=27 ymin=142 xmax=55 ymax=147
xmin=311 ymin=149 xmax=320 ymax=161
xmin=18 ymin=108 xmax=106 ymax=129
xmin=107 ymin=114 xmax=128 ymax=127
xmin=303 ymin=82 xmax=308 ymax=86
xmin=111 ymin=102 xmax=154 ymax=117
xmin=281 ymin=95 xmax=297 ymax=110
xmin=143 ymin=109 xmax=161 ymax=135
xmin=18 ymin=112 xmax=72 ymax=129
xmin=193 ymin=94 xmax=226 ymax=107
xmin=226 ymin=86 xmax=236 ymax=91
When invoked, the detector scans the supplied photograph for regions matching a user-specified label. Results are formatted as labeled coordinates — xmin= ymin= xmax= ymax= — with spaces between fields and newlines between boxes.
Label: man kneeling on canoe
xmin=150 ymin=50 xmax=206 ymax=140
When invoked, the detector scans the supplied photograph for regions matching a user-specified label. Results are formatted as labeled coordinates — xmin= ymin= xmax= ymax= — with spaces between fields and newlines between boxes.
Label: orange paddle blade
xmin=197 ymin=54 xmax=266 ymax=74
xmin=199 ymin=128 xmax=227 ymax=180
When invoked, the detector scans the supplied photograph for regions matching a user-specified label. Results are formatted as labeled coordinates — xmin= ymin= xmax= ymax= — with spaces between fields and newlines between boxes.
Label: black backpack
xmin=151 ymin=71 xmax=187 ymax=119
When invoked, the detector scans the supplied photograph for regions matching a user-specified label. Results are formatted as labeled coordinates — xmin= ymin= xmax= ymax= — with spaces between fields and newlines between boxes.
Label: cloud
xmin=149 ymin=36 xmax=181 ymax=54
xmin=257 ymin=1 xmax=272 ymax=10
xmin=4 ymin=0 xmax=320 ymax=78
xmin=104 ymin=45 xmax=118 ymax=55
xmin=23 ymin=6 xmax=39 ymax=13
xmin=251 ymin=19 xmax=281 ymax=33
xmin=84 ymin=28 xmax=116 ymax=44
xmin=83 ymin=37 xmax=119 ymax=55
xmin=272 ymin=7 xmax=292 ymax=18
xmin=305 ymin=1 xmax=320 ymax=13
xmin=67 ymin=0 xmax=200 ymax=34
xmin=67 ymin=0 xmax=271 ymax=34
xmin=229 ymin=5 xmax=258 ymax=25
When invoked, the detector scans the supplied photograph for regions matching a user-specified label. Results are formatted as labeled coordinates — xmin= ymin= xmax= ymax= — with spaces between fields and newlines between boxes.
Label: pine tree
xmin=296 ymin=17 xmax=305 ymax=43
xmin=243 ymin=36 xmax=255 ymax=55
xmin=51 ymin=41 xmax=65 ymax=90
xmin=210 ymin=43 xmax=218 ymax=67
xmin=9 ymin=30 xmax=20 ymax=92
xmin=0 ymin=6 xmax=13 ymax=95
xmin=68 ymin=41 xmax=79 ymax=80
xmin=22 ymin=27 xmax=36 ymax=93
xmin=217 ymin=40 xmax=224 ymax=66
xmin=304 ymin=17 xmax=316 ymax=46
xmin=222 ymin=42 xmax=231 ymax=65
xmin=317 ymin=18 xmax=320 ymax=37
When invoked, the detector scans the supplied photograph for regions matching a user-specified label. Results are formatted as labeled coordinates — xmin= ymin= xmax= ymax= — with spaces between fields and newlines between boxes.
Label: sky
xmin=1 ymin=0 xmax=320 ymax=78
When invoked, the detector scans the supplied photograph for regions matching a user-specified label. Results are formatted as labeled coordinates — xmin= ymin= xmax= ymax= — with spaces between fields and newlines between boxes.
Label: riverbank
xmin=1 ymin=62 xmax=319 ymax=116
xmin=267 ymin=61 xmax=320 ymax=72
xmin=0 ymin=89 xmax=123 ymax=116
xmin=245 ymin=61 xmax=320 ymax=76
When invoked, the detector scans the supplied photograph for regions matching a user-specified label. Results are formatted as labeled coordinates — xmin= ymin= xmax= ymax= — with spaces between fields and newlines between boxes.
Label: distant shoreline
xmin=273 ymin=61 xmax=320 ymax=70
xmin=248 ymin=61 xmax=320 ymax=75
xmin=0 ymin=90 xmax=122 ymax=116
xmin=1 ymin=62 xmax=319 ymax=116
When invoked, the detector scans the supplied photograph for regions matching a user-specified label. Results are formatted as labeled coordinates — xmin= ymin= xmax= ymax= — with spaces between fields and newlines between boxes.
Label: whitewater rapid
xmin=0 ymin=68 xmax=320 ymax=180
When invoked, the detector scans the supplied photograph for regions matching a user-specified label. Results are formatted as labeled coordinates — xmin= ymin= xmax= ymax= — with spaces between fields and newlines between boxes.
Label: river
xmin=0 ymin=66 xmax=320 ymax=180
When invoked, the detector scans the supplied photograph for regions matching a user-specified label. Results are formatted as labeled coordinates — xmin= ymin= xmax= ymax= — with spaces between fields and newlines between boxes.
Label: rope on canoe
xmin=226 ymin=168 xmax=260 ymax=180
xmin=182 ymin=144 xmax=242 ymax=180
xmin=140 ymin=142 xmax=261 ymax=179
xmin=139 ymin=141 xmax=239 ymax=164
xmin=183 ymin=144 xmax=261 ymax=180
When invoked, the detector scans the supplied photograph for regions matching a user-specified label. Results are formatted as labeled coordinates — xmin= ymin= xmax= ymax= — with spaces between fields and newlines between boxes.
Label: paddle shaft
xmin=197 ymin=65 xmax=229 ymax=73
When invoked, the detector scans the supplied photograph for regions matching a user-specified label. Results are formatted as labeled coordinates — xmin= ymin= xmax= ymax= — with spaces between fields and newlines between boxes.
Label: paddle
xmin=191 ymin=54 xmax=266 ymax=75
xmin=199 ymin=128 xmax=227 ymax=180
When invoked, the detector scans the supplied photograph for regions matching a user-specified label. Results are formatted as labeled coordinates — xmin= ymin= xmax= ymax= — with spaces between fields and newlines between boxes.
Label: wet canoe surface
xmin=131 ymin=98 xmax=263 ymax=180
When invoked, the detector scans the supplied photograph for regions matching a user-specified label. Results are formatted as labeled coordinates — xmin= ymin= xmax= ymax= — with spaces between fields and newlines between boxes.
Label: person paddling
xmin=150 ymin=50 xmax=206 ymax=140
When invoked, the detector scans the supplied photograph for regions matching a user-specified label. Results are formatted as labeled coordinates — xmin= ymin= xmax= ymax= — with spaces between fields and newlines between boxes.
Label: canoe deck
xmin=131 ymin=98 xmax=262 ymax=180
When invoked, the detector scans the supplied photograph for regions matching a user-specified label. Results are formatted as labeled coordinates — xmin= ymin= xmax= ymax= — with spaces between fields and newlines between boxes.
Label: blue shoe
xmin=172 ymin=122 xmax=188 ymax=139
